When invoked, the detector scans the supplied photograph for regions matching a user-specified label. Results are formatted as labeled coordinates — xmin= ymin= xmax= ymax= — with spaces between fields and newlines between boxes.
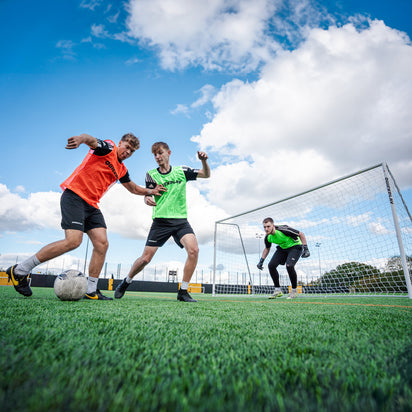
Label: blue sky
xmin=1 ymin=0 xmax=411 ymax=280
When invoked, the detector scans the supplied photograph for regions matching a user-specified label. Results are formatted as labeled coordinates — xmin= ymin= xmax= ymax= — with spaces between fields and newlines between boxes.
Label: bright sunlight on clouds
xmin=192 ymin=20 xmax=412 ymax=213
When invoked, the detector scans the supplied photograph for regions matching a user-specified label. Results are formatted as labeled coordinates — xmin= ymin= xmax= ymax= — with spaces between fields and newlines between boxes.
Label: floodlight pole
xmin=315 ymin=243 xmax=322 ymax=278
xmin=382 ymin=163 xmax=412 ymax=299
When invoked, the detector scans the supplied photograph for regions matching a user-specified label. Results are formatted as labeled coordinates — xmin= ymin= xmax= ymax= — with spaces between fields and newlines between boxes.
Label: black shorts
xmin=60 ymin=189 xmax=107 ymax=232
xmin=145 ymin=218 xmax=194 ymax=248
xmin=271 ymin=245 xmax=303 ymax=266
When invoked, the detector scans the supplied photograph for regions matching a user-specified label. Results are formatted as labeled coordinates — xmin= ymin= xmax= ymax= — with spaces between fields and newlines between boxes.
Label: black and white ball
xmin=54 ymin=270 xmax=87 ymax=301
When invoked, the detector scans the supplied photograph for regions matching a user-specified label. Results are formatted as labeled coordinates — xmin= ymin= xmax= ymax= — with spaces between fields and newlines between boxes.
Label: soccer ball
xmin=54 ymin=269 xmax=87 ymax=301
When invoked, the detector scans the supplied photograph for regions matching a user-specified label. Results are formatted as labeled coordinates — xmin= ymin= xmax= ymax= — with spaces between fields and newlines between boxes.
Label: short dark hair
xmin=121 ymin=133 xmax=140 ymax=151
xmin=263 ymin=217 xmax=274 ymax=224
xmin=151 ymin=142 xmax=170 ymax=154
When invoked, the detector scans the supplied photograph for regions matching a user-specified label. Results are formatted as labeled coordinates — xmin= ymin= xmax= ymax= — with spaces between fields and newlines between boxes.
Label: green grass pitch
xmin=1 ymin=286 xmax=411 ymax=411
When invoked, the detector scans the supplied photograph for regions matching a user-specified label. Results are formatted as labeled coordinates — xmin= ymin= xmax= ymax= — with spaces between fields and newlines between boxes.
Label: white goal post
xmin=212 ymin=163 xmax=412 ymax=298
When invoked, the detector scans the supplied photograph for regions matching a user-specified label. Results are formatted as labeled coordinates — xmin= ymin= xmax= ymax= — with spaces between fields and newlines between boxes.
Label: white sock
xmin=180 ymin=281 xmax=189 ymax=290
xmin=16 ymin=255 xmax=40 ymax=275
xmin=125 ymin=276 xmax=133 ymax=284
xmin=87 ymin=277 xmax=98 ymax=294
xmin=275 ymin=287 xmax=281 ymax=292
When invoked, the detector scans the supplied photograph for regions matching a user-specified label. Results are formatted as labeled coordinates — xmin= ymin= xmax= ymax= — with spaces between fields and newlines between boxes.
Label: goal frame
xmin=212 ymin=163 xmax=412 ymax=298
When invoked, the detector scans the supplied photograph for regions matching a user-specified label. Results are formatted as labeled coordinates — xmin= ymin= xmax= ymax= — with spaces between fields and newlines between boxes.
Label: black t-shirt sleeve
xmin=119 ymin=171 xmax=131 ymax=184
xmin=277 ymin=225 xmax=300 ymax=241
xmin=93 ymin=139 xmax=114 ymax=156
xmin=264 ymin=235 xmax=271 ymax=249
xmin=146 ymin=172 xmax=157 ymax=189
xmin=182 ymin=166 xmax=199 ymax=181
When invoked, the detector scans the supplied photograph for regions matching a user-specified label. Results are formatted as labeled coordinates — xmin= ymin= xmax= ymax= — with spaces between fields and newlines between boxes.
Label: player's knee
xmin=97 ymin=239 xmax=109 ymax=254
xmin=66 ymin=237 xmax=82 ymax=251
xmin=187 ymin=245 xmax=199 ymax=259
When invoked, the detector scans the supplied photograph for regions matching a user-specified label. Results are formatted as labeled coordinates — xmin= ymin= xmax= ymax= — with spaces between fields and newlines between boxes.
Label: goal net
xmin=213 ymin=163 xmax=412 ymax=297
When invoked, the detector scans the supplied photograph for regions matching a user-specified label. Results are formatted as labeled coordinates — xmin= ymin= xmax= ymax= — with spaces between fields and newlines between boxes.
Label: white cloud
xmin=56 ymin=39 xmax=74 ymax=49
xmin=0 ymin=182 xmax=223 ymax=245
xmin=107 ymin=11 xmax=120 ymax=24
xmin=126 ymin=0 xmax=279 ymax=71
xmin=191 ymin=84 xmax=216 ymax=108
xmin=0 ymin=184 xmax=60 ymax=232
xmin=186 ymin=185 xmax=228 ymax=244
xmin=124 ymin=0 xmax=336 ymax=71
xmin=170 ymin=104 xmax=190 ymax=116
xmin=56 ymin=40 xmax=76 ymax=59
xmin=100 ymin=184 xmax=154 ymax=240
xmin=192 ymin=21 xmax=412 ymax=213
xmin=81 ymin=36 xmax=92 ymax=43
xmin=100 ymin=182 xmax=226 ymax=244
xmin=91 ymin=23 xmax=110 ymax=38
xmin=80 ymin=0 xmax=103 ymax=11
xmin=369 ymin=221 xmax=391 ymax=235
xmin=171 ymin=84 xmax=216 ymax=116
xmin=345 ymin=213 xmax=371 ymax=227
xmin=87 ymin=23 xmax=135 ymax=47
xmin=125 ymin=57 xmax=140 ymax=65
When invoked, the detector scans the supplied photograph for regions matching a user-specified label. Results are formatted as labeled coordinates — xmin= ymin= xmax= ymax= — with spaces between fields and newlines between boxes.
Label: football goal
xmin=212 ymin=163 xmax=412 ymax=298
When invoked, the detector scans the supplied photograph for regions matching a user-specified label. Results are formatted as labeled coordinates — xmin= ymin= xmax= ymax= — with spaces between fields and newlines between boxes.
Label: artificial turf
xmin=1 ymin=287 xmax=411 ymax=411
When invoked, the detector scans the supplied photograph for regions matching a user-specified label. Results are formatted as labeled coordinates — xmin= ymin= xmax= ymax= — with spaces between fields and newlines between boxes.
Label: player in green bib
xmin=115 ymin=142 xmax=210 ymax=302
xmin=257 ymin=217 xmax=310 ymax=299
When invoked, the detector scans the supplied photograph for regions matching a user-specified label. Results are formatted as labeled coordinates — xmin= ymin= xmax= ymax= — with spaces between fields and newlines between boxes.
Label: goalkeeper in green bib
xmin=257 ymin=217 xmax=310 ymax=299
xmin=115 ymin=142 xmax=210 ymax=302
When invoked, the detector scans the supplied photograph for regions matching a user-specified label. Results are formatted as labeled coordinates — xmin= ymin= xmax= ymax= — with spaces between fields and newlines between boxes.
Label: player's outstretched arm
xmin=298 ymin=231 xmax=308 ymax=246
xmin=122 ymin=181 xmax=166 ymax=197
xmin=257 ymin=247 xmax=270 ymax=270
xmin=299 ymin=231 xmax=310 ymax=258
xmin=65 ymin=134 xmax=98 ymax=150
xmin=197 ymin=151 xmax=210 ymax=178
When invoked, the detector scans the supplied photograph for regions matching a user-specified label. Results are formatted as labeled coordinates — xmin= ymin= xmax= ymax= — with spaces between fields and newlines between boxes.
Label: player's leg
xmin=177 ymin=233 xmax=199 ymax=302
xmin=7 ymin=189 xmax=92 ymax=297
xmin=116 ymin=219 xmax=169 ymax=299
xmin=87 ymin=227 xmax=109 ymax=278
xmin=129 ymin=246 xmax=158 ymax=277
xmin=285 ymin=246 xmax=302 ymax=299
xmin=37 ymin=230 xmax=84 ymax=262
xmin=180 ymin=233 xmax=199 ymax=283
xmin=114 ymin=246 xmax=158 ymax=299
xmin=267 ymin=249 xmax=286 ymax=299
xmin=6 ymin=229 xmax=83 ymax=297
xmin=84 ymin=227 xmax=112 ymax=300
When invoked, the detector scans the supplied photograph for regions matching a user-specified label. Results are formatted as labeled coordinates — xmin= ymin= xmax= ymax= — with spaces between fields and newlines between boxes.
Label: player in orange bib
xmin=6 ymin=133 xmax=166 ymax=300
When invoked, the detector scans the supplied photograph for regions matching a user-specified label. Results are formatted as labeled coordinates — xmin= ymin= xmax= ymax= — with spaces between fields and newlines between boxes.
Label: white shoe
xmin=268 ymin=290 xmax=283 ymax=299
xmin=287 ymin=289 xmax=298 ymax=299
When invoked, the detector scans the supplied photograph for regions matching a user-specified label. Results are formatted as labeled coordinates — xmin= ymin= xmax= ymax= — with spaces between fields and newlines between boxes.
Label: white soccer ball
xmin=54 ymin=269 xmax=87 ymax=301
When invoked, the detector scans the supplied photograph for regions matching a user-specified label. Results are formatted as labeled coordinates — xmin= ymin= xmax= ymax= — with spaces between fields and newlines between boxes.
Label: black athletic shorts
xmin=145 ymin=218 xmax=194 ymax=248
xmin=60 ymin=189 xmax=107 ymax=232
xmin=271 ymin=245 xmax=303 ymax=266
